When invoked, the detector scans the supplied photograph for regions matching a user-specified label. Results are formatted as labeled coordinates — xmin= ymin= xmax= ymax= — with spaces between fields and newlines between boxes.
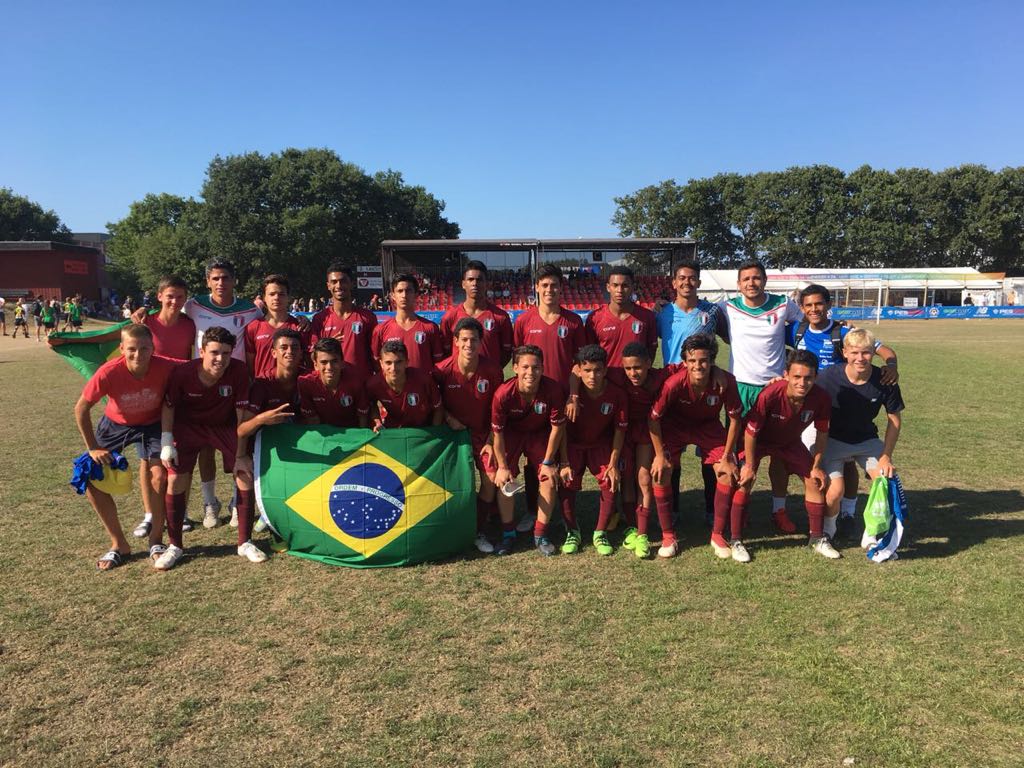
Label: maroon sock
xmin=533 ymin=519 xmax=548 ymax=539
xmin=730 ymin=489 xmax=749 ymax=541
xmin=653 ymin=485 xmax=675 ymax=543
xmin=524 ymin=466 xmax=539 ymax=515
xmin=165 ymin=492 xmax=186 ymax=548
xmin=236 ymin=483 xmax=255 ymax=545
xmin=637 ymin=503 xmax=651 ymax=535
xmin=713 ymin=483 xmax=732 ymax=537
xmin=629 ymin=504 xmax=643 ymax=528
xmin=806 ymin=500 xmax=826 ymax=538
xmin=483 ymin=498 xmax=498 ymax=522
xmin=560 ymin=491 xmax=578 ymax=530
xmin=595 ymin=488 xmax=615 ymax=531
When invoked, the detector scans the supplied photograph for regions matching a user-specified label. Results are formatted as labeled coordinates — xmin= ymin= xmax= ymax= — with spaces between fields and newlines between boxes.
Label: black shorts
xmin=44 ymin=321 xmax=56 ymax=329
xmin=95 ymin=416 xmax=162 ymax=461
xmin=71 ymin=319 xmax=83 ymax=327
xmin=14 ymin=318 xmax=26 ymax=326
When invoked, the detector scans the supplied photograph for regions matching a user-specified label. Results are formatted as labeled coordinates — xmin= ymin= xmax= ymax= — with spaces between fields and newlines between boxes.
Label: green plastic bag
xmin=863 ymin=476 xmax=891 ymax=537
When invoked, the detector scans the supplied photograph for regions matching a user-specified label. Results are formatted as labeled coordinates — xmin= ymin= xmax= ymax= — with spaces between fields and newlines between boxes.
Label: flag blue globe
xmin=328 ymin=463 xmax=406 ymax=539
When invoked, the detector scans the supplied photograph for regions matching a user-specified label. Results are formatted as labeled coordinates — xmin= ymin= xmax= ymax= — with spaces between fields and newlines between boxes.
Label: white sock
xmin=230 ymin=488 xmax=238 ymax=509
xmin=143 ymin=512 xmax=153 ymax=523
xmin=772 ymin=496 xmax=787 ymax=512
xmin=840 ymin=497 xmax=857 ymax=518
xmin=201 ymin=480 xmax=217 ymax=505
xmin=823 ymin=514 xmax=838 ymax=538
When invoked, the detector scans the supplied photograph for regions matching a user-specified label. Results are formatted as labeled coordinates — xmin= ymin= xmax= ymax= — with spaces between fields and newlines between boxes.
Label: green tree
xmin=0 ymin=188 xmax=73 ymax=242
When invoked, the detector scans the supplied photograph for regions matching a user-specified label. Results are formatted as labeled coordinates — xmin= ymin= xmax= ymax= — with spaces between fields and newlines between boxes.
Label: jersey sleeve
xmin=512 ymin=314 xmax=525 ymax=347
xmin=723 ymin=377 xmax=743 ymax=418
xmin=232 ymin=363 xmax=251 ymax=410
xmin=649 ymin=376 xmax=676 ymax=421
xmin=812 ymin=390 xmax=831 ymax=432
xmin=439 ymin=311 xmax=455 ymax=356
xmin=297 ymin=379 xmax=317 ymax=420
xmin=744 ymin=392 xmax=768 ymax=435
xmin=645 ymin=312 xmax=658 ymax=355
xmin=883 ymin=382 xmax=906 ymax=414
xmin=499 ymin=313 xmax=514 ymax=367
xmin=355 ymin=380 xmax=370 ymax=415
xmin=490 ymin=387 xmax=508 ymax=432
xmin=573 ymin=315 xmax=589 ymax=351
xmin=785 ymin=323 xmax=797 ymax=347
xmin=429 ymin=323 xmax=445 ymax=362
xmin=81 ymin=365 xmax=110 ymax=405
xmin=785 ymin=299 xmax=803 ymax=324
xmin=370 ymin=324 xmax=383 ymax=360
xmin=583 ymin=311 xmax=598 ymax=346
xmin=245 ymin=380 xmax=267 ymax=414
xmin=547 ymin=385 xmax=566 ymax=427
xmin=615 ymin=387 xmax=629 ymax=430
xmin=164 ymin=367 xmax=183 ymax=408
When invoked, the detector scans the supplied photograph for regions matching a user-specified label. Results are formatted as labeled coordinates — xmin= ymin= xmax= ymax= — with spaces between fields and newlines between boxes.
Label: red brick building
xmin=0 ymin=241 xmax=110 ymax=301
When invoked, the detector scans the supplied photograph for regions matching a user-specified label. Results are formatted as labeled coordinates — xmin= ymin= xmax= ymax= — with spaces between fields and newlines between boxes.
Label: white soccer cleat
xmin=730 ymin=540 xmax=751 ymax=563
xmin=203 ymin=504 xmax=221 ymax=529
xmin=237 ymin=541 xmax=268 ymax=563
xmin=229 ymin=506 xmax=238 ymax=528
xmin=474 ymin=533 xmax=495 ymax=554
xmin=154 ymin=544 xmax=184 ymax=571
xmin=812 ymin=536 xmax=842 ymax=560
xmin=657 ymin=540 xmax=680 ymax=559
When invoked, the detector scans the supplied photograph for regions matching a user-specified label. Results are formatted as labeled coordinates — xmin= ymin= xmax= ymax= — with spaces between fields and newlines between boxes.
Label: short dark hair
xmin=513 ymin=344 xmax=543 ymax=364
xmin=391 ymin=273 xmax=419 ymax=293
xmin=462 ymin=260 xmax=488 ymax=279
xmin=621 ymin=342 xmax=652 ymax=362
xmin=682 ymin=333 xmax=718 ymax=360
xmin=157 ymin=275 xmax=188 ymax=293
xmin=799 ymin=283 xmax=831 ymax=305
xmin=672 ymin=259 xmax=701 ymax=279
xmin=786 ymin=348 xmax=819 ymax=373
xmin=312 ymin=337 xmax=342 ymax=358
xmin=380 ymin=340 xmax=408 ymax=359
xmin=202 ymin=326 xmax=236 ymax=349
xmin=574 ymin=344 xmax=608 ymax=366
xmin=534 ymin=264 xmax=563 ymax=283
xmin=271 ymin=327 xmax=303 ymax=348
xmin=737 ymin=259 xmax=766 ymax=280
xmin=205 ymin=258 xmax=236 ymax=278
xmin=453 ymin=317 xmax=483 ymax=340
xmin=263 ymin=274 xmax=290 ymax=294
xmin=608 ymin=265 xmax=635 ymax=281
xmin=326 ymin=263 xmax=355 ymax=281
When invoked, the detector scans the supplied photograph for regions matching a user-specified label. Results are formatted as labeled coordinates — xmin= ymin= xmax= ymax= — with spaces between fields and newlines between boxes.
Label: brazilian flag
xmin=254 ymin=423 xmax=476 ymax=568
xmin=48 ymin=321 xmax=130 ymax=378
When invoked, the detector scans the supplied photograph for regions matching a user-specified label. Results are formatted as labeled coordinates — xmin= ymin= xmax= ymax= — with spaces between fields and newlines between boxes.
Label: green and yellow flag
xmin=254 ymin=423 xmax=476 ymax=568
xmin=48 ymin=321 xmax=130 ymax=378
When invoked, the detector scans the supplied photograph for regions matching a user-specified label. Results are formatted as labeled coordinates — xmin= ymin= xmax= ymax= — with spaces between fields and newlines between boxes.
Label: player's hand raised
xmin=258 ymin=403 xmax=294 ymax=426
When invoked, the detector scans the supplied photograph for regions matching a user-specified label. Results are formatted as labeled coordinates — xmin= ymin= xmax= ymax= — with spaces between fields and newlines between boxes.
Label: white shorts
xmin=823 ymin=438 xmax=884 ymax=478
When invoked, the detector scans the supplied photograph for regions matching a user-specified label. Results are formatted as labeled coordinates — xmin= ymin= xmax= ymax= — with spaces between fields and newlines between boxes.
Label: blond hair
xmin=843 ymin=328 xmax=876 ymax=350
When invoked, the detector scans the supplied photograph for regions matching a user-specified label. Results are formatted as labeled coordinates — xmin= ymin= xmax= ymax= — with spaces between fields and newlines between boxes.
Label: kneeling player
xmin=298 ymin=338 xmax=369 ymax=427
xmin=816 ymin=328 xmax=904 ymax=547
xmin=557 ymin=345 xmax=626 ymax=555
xmin=433 ymin=318 xmax=504 ymax=553
xmin=157 ymin=327 xmax=255 ymax=570
xmin=490 ymin=345 xmax=566 ymax=556
xmin=365 ymin=341 xmax=444 ymax=429
xmin=649 ymin=334 xmax=743 ymax=560
xmin=738 ymin=350 xmax=836 ymax=558
xmin=74 ymin=324 xmax=175 ymax=569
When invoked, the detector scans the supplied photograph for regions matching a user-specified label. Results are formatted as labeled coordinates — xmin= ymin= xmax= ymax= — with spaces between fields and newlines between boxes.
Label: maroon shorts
xmin=626 ymin=420 xmax=651 ymax=447
xmin=471 ymin=433 xmax=497 ymax=476
xmin=171 ymin=422 xmax=238 ymax=476
xmin=743 ymin=442 xmax=814 ymax=479
xmin=662 ymin=421 xmax=729 ymax=466
xmin=498 ymin=430 xmax=550 ymax=478
xmin=562 ymin=443 xmax=615 ymax=492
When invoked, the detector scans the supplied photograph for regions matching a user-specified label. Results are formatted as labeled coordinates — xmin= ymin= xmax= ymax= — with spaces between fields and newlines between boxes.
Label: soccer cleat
xmin=148 ymin=544 xmax=167 ymax=561
xmin=621 ymin=526 xmax=639 ymax=550
xmin=592 ymin=530 xmax=614 ymax=556
xmin=181 ymin=517 xmax=196 ymax=533
xmin=657 ymin=538 xmax=680 ymax=559
xmin=516 ymin=512 xmax=536 ymax=533
xmin=860 ymin=531 xmax=879 ymax=550
xmin=203 ymin=504 xmax=220 ymax=529
xmin=633 ymin=534 xmax=651 ymax=559
xmin=534 ymin=536 xmax=557 ymax=557
xmin=154 ymin=544 xmax=184 ymax=571
xmin=132 ymin=520 xmax=152 ymax=538
xmin=710 ymin=533 xmax=731 ymax=559
xmin=229 ymin=506 xmax=239 ymax=528
xmin=474 ymin=533 xmax=495 ymax=554
xmin=561 ymin=529 xmax=582 ymax=555
xmin=730 ymin=540 xmax=751 ymax=563
xmin=772 ymin=509 xmax=798 ymax=534
xmin=495 ymin=533 xmax=515 ymax=556
xmin=237 ymin=541 xmax=268 ymax=563
xmin=811 ymin=536 xmax=842 ymax=560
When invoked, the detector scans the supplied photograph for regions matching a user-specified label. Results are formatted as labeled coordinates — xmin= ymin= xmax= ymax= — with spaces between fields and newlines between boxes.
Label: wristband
xmin=160 ymin=431 xmax=175 ymax=449
xmin=160 ymin=444 xmax=177 ymax=462
xmin=541 ymin=459 xmax=555 ymax=466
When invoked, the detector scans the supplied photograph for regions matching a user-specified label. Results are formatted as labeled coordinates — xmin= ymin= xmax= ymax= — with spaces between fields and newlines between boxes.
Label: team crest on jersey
xmin=340 ymin=395 xmax=353 ymax=407
xmin=600 ymin=402 xmax=613 ymax=415
xmin=218 ymin=385 xmax=232 ymax=397
xmin=476 ymin=379 xmax=489 ymax=394
xmin=232 ymin=316 xmax=246 ymax=328
xmin=631 ymin=320 xmax=643 ymax=334
xmin=414 ymin=331 xmax=426 ymax=344
xmin=407 ymin=393 xmax=420 ymax=406
xmin=765 ymin=313 xmax=780 ymax=326
xmin=557 ymin=325 xmax=568 ymax=339
xmin=700 ymin=312 xmax=709 ymax=325
xmin=706 ymin=395 xmax=719 ymax=406
xmin=483 ymin=319 xmax=495 ymax=331
xmin=533 ymin=401 xmax=548 ymax=414
xmin=800 ymin=409 xmax=814 ymax=423
xmin=351 ymin=322 xmax=363 ymax=335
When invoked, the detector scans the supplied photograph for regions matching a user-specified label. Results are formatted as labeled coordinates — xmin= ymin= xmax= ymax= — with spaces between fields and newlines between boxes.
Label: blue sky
xmin=3 ymin=0 xmax=1022 ymax=237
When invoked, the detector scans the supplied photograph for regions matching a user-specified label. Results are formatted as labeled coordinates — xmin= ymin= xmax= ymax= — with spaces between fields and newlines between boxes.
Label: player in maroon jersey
xmin=649 ymin=334 xmax=744 ymax=561
xmin=365 ymin=340 xmax=444 ymax=429
xmin=433 ymin=317 xmax=505 ymax=554
xmin=439 ymin=261 xmax=514 ymax=367
xmin=556 ymin=345 xmax=627 ymax=556
xmin=245 ymin=274 xmax=312 ymax=378
xmin=371 ymin=274 xmax=444 ymax=372
xmin=310 ymin=263 xmax=378 ymax=381
xmin=490 ymin=345 xmax=567 ymax=556
xmin=737 ymin=349 xmax=838 ymax=559
xmin=298 ymin=337 xmax=369 ymax=428
xmin=584 ymin=265 xmax=658 ymax=366
xmin=156 ymin=326 xmax=257 ymax=570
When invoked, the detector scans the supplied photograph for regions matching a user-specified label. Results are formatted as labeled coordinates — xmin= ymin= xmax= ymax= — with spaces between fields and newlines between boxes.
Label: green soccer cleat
xmin=561 ymin=528 xmax=582 ymax=555
xmin=621 ymin=526 xmax=639 ymax=550
xmin=632 ymin=533 xmax=651 ymax=559
xmin=592 ymin=530 xmax=614 ymax=556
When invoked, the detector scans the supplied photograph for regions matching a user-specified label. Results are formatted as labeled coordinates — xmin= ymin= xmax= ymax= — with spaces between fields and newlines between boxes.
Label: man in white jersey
xmin=717 ymin=259 xmax=804 ymax=533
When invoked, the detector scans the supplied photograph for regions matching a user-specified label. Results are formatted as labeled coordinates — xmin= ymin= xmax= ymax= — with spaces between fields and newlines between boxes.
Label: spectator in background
xmin=0 ymin=295 xmax=8 ymax=335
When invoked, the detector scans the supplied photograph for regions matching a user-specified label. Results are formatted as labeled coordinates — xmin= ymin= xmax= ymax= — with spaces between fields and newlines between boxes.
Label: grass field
xmin=2 ymin=319 xmax=1022 ymax=767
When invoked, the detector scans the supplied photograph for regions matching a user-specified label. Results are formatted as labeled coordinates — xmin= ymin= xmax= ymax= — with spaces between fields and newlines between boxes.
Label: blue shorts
xmin=94 ymin=416 xmax=161 ymax=461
